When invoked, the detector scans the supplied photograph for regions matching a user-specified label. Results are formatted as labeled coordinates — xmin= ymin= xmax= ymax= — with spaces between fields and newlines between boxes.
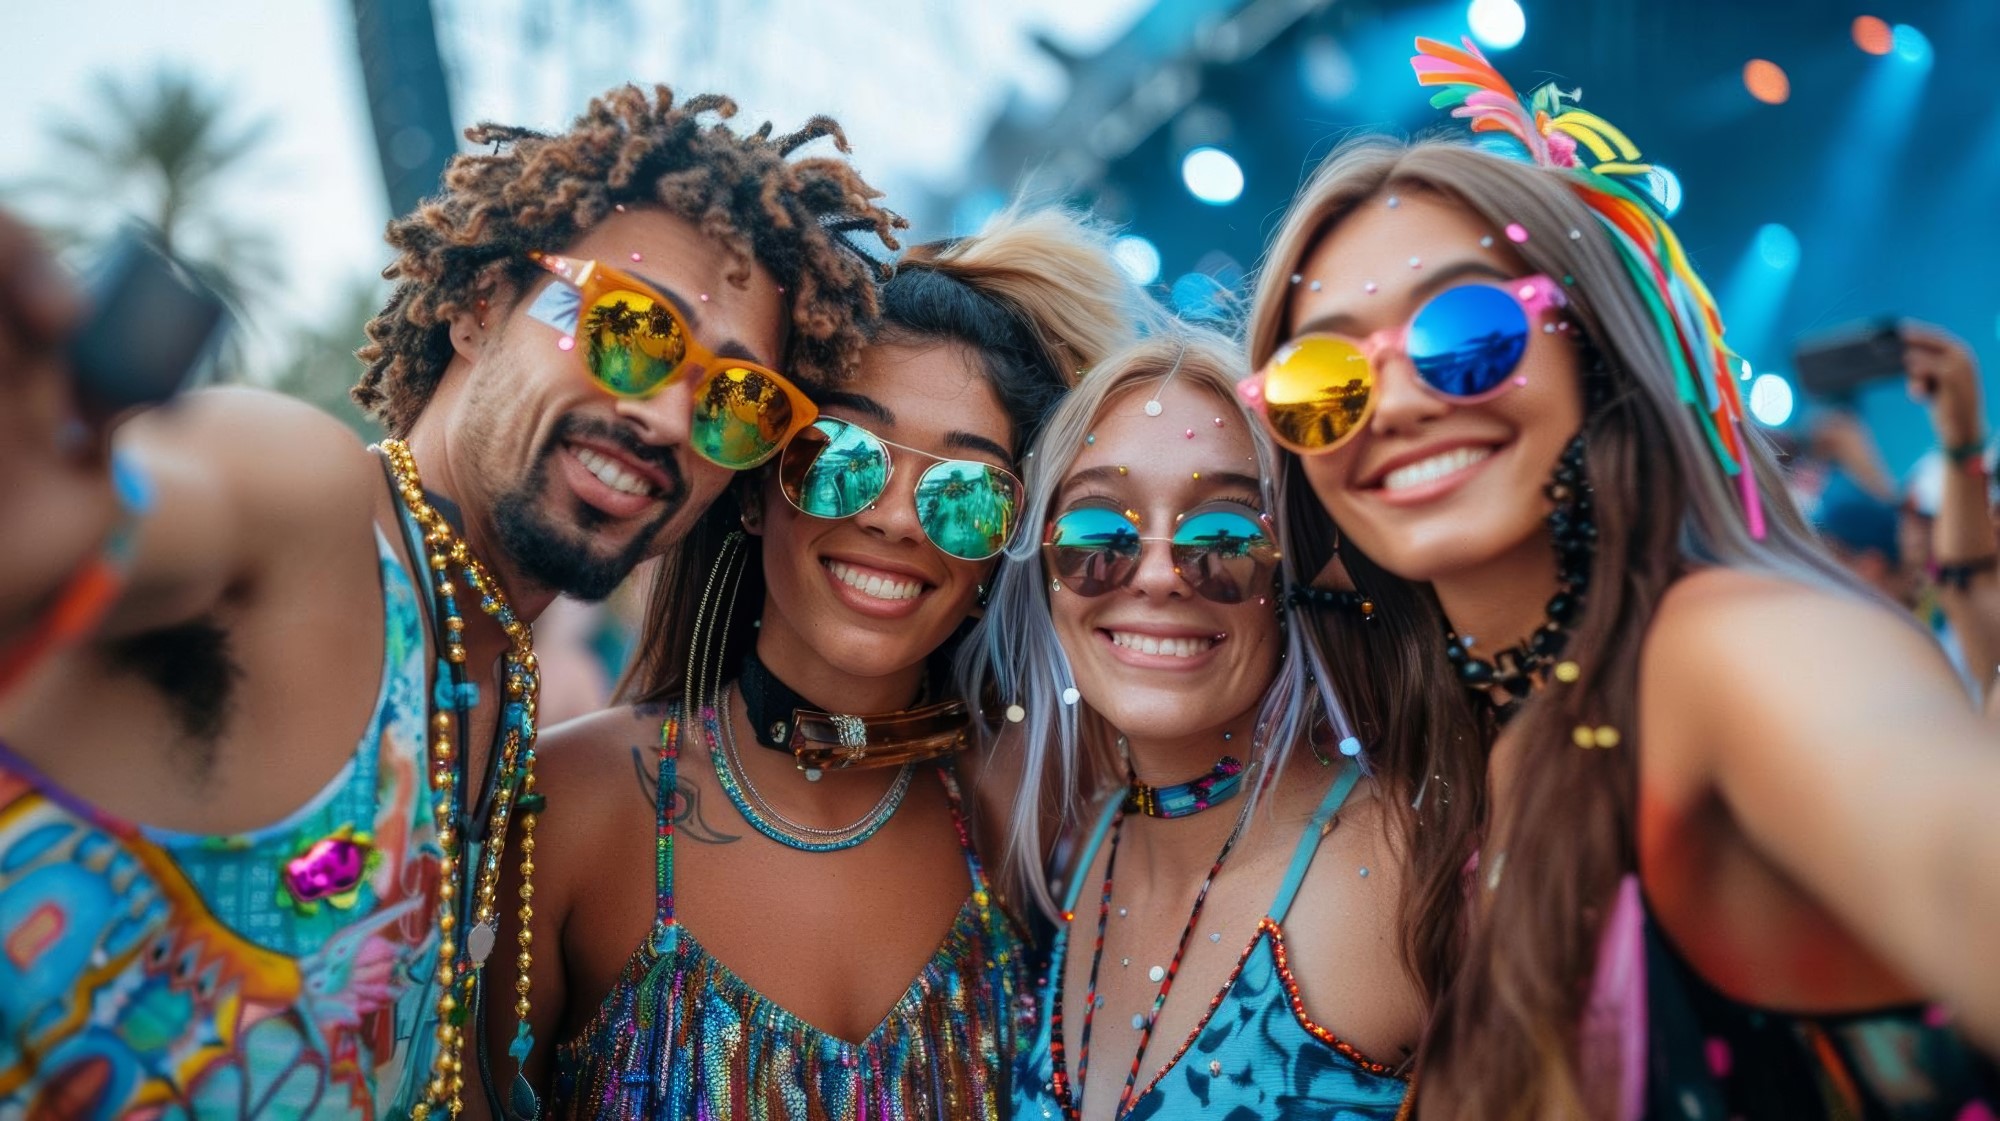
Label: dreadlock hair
xmin=353 ymin=84 xmax=905 ymax=435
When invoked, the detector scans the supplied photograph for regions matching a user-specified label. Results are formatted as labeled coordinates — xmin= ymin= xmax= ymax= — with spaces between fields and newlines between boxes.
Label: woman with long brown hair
xmin=1240 ymin=38 xmax=2000 ymax=1119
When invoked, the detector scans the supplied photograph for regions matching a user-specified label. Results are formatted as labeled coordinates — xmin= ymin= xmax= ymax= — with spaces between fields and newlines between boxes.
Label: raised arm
xmin=1902 ymin=321 xmax=1999 ymax=704
xmin=1645 ymin=569 xmax=2000 ymax=1048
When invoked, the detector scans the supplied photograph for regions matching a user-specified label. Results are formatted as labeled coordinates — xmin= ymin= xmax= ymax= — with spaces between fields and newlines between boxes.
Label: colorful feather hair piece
xmin=1412 ymin=36 xmax=1767 ymax=538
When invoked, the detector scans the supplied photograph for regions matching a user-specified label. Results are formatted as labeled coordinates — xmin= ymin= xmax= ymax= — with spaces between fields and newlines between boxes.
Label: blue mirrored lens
xmin=1408 ymin=284 xmax=1529 ymax=398
xmin=1048 ymin=508 xmax=1141 ymax=595
xmin=1170 ymin=511 xmax=1275 ymax=603
xmin=915 ymin=461 xmax=1019 ymax=560
xmin=790 ymin=418 xmax=887 ymax=518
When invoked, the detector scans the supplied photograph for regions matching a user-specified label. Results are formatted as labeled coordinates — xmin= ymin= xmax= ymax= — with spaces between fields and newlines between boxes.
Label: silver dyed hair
xmin=957 ymin=328 xmax=1363 ymax=919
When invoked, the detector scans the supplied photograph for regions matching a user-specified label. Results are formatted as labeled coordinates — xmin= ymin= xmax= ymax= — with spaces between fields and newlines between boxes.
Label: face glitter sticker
xmin=1144 ymin=400 xmax=1164 ymax=416
xmin=630 ymin=252 xmax=643 ymax=262
xmin=1308 ymin=280 xmax=1323 ymax=292
xmin=1364 ymin=281 xmax=1379 ymax=294
xmin=1505 ymin=223 xmax=1530 ymax=243
xmin=1480 ymin=235 xmax=1495 ymax=248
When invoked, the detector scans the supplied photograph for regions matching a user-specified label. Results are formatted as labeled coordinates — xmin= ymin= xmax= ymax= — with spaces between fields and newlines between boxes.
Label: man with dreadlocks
xmin=0 ymin=85 xmax=900 ymax=1120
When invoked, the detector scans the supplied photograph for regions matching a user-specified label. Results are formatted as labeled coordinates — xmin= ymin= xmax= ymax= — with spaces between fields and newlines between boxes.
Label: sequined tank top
xmin=546 ymin=701 xmax=1030 ymax=1120
xmin=1014 ymin=761 xmax=1412 ymax=1120
xmin=0 ymin=527 xmax=441 ymax=1118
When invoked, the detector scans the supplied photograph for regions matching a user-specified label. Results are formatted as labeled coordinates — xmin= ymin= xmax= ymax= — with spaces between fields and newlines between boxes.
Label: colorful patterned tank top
xmin=546 ymin=702 xmax=1030 ymax=1120
xmin=1013 ymin=762 xmax=1412 ymax=1120
xmin=0 ymin=527 xmax=441 ymax=1119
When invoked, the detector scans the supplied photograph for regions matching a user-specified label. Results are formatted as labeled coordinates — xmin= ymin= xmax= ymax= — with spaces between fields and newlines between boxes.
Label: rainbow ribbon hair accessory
xmin=1411 ymin=36 xmax=1767 ymax=539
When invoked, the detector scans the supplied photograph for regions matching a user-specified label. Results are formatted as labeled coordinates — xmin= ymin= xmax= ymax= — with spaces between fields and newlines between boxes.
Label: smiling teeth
xmin=1109 ymin=631 xmax=1216 ymax=658
xmin=574 ymin=446 xmax=657 ymax=497
xmin=1383 ymin=446 xmax=1492 ymax=492
xmin=828 ymin=560 xmax=924 ymax=602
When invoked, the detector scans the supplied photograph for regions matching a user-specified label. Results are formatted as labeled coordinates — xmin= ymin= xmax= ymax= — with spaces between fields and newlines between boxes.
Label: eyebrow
xmin=626 ymin=266 xmax=774 ymax=369
xmin=815 ymin=390 xmax=1014 ymax=465
xmin=1291 ymin=258 xmax=1515 ymax=338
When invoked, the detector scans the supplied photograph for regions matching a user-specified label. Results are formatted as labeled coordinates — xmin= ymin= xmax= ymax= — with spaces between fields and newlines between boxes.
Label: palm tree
xmin=30 ymin=68 xmax=279 ymax=337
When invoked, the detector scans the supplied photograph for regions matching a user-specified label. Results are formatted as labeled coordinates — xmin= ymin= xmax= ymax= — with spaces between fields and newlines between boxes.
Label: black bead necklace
xmin=1445 ymin=434 xmax=1594 ymax=724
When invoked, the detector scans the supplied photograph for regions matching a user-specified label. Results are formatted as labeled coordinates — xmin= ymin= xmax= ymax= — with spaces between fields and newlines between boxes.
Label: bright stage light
xmin=1467 ymin=0 xmax=1526 ymax=50
xmin=1743 ymin=59 xmax=1790 ymax=105
xmin=1646 ymin=166 xmax=1684 ymax=217
xmin=1852 ymin=15 xmax=1893 ymax=55
xmin=1755 ymin=223 xmax=1800 ymax=270
xmin=1892 ymin=24 xmax=1932 ymax=66
xmin=1749 ymin=372 xmax=1796 ymax=427
xmin=1181 ymin=147 xmax=1245 ymax=206
xmin=1112 ymin=235 xmax=1162 ymax=286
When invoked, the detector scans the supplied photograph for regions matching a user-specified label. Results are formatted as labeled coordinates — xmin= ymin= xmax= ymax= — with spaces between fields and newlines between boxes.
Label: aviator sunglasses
xmin=778 ymin=417 xmax=1024 ymax=562
xmin=525 ymin=252 xmax=818 ymax=470
xmin=1043 ymin=504 xmax=1280 ymax=604
xmin=1239 ymin=274 xmax=1568 ymax=455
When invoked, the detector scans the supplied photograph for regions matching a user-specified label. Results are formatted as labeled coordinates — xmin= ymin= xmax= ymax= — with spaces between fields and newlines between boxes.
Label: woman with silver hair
xmin=965 ymin=332 xmax=1421 ymax=1119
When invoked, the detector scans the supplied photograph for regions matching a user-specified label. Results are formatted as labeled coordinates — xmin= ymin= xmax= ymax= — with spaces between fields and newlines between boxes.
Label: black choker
xmin=737 ymin=652 xmax=969 ymax=780
xmin=1445 ymin=434 xmax=1594 ymax=725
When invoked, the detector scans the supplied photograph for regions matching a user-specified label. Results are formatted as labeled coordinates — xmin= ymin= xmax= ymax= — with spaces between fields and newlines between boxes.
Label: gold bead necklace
xmin=382 ymin=439 xmax=542 ymax=1121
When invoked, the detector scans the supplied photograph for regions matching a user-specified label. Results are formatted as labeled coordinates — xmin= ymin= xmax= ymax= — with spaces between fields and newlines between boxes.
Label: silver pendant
xmin=468 ymin=920 xmax=497 ymax=964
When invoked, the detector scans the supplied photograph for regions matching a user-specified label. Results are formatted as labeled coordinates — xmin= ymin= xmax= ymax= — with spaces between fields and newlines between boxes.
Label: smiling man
xmin=0 ymin=85 xmax=899 ymax=1120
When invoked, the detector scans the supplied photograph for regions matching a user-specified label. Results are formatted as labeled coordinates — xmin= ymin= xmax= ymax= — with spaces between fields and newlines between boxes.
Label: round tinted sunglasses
xmin=1239 ymin=275 xmax=1568 ymax=455
xmin=1043 ymin=504 xmax=1280 ymax=604
xmin=525 ymin=252 xmax=818 ymax=470
xmin=778 ymin=417 xmax=1023 ymax=562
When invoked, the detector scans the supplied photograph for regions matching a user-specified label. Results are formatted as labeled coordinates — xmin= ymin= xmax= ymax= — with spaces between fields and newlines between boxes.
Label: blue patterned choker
xmin=1122 ymin=752 xmax=1248 ymax=819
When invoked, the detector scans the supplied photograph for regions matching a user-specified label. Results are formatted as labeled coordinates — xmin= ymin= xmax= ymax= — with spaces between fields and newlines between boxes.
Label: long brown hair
xmin=621 ymin=206 xmax=1154 ymax=706
xmin=1246 ymin=137 xmax=1871 ymax=1116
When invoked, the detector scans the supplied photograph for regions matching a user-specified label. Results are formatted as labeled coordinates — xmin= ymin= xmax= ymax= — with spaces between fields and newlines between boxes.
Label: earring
xmin=975 ymin=582 xmax=990 ymax=607
xmin=1050 ymin=579 xmax=1062 ymax=593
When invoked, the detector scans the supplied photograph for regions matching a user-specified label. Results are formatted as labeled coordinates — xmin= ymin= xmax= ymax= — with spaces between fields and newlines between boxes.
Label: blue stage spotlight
xmin=1749 ymin=372 xmax=1796 ymax=427
xmin=1112 ymin=235 xmax=1162 ymax=286
xmin=1720 ymin=224 xmax=1802 ymax=364
xmin=1181 ymin=147 xmax=1245 ymax=206
xmin=1467 ymin=0 xmax=1526 ymax=50
xmin=1755 ymin=223 xmax=1800 ymax=269
xmin=1892 ymin=24 xmax=1932 ymax=67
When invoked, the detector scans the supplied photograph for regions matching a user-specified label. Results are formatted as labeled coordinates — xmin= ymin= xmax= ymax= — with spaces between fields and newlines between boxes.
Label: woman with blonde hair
xmin=969 ymin=331 xmax=1422 ymax=1119
xmin=1239 ymin=37 xmax=2000 ymax=1119
xmin=483 ymin=206 xmax=1150 ymax=1120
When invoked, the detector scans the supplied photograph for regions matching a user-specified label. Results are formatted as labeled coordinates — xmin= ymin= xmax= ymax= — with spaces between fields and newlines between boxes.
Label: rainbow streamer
xmin=1411 ymin=36 xmax=1767 ymax=538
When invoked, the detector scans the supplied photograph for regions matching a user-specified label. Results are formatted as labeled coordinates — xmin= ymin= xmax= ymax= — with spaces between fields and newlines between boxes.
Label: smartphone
xmin=1792 ymin=318 xmax=1903 ymax=400
xmin=66 ymin=226 xmax=230 ymax=415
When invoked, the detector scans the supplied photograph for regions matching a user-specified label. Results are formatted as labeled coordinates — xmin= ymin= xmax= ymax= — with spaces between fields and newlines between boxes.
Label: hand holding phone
xmin=1793 ymin=318 xmax=1904 ymax=401
xmin=68 ymin=225 xmax=229 ymax=417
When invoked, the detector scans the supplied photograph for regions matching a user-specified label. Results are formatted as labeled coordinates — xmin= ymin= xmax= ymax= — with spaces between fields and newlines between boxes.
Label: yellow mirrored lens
xmin=1263 ymin=336 xmax=1373 ymax=450
xmin=585 ymin=289 xmax=689 ymax=396
xmin=693 ymin=366 xmax=797 ymax=468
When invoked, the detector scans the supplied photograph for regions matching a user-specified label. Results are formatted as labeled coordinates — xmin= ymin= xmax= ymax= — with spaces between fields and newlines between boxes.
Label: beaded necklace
xmin=1123 ymin=754 xmax=1245 ymax=819
xmin=1443 ymin=434 xmax=1594 ymax=725
xmin=1051 ymin=789 xmax=1254 ymax=1118
xmin=709 ymin=683 xmax=916 ymax=852
xmin=382 ymin=439 xmax=542 ymax=1121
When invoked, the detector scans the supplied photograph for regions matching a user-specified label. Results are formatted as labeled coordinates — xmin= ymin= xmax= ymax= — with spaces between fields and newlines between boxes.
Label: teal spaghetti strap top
xmin=1013 ymin=761 xmax=1411 ymax=1119
xmin=546 ymin=700 xmax=1030 ymax=1120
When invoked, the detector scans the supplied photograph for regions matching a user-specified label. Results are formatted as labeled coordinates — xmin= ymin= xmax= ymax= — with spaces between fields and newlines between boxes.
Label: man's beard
xmin=492 ymin=416 xmax=689 ymax=601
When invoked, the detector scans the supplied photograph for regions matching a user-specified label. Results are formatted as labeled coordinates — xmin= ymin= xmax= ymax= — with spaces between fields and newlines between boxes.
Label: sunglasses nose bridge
xmin=611 ymin=368 xmax=702 ymax=445
xmin=1122 ymin=534 xmax=1194 ymax=600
